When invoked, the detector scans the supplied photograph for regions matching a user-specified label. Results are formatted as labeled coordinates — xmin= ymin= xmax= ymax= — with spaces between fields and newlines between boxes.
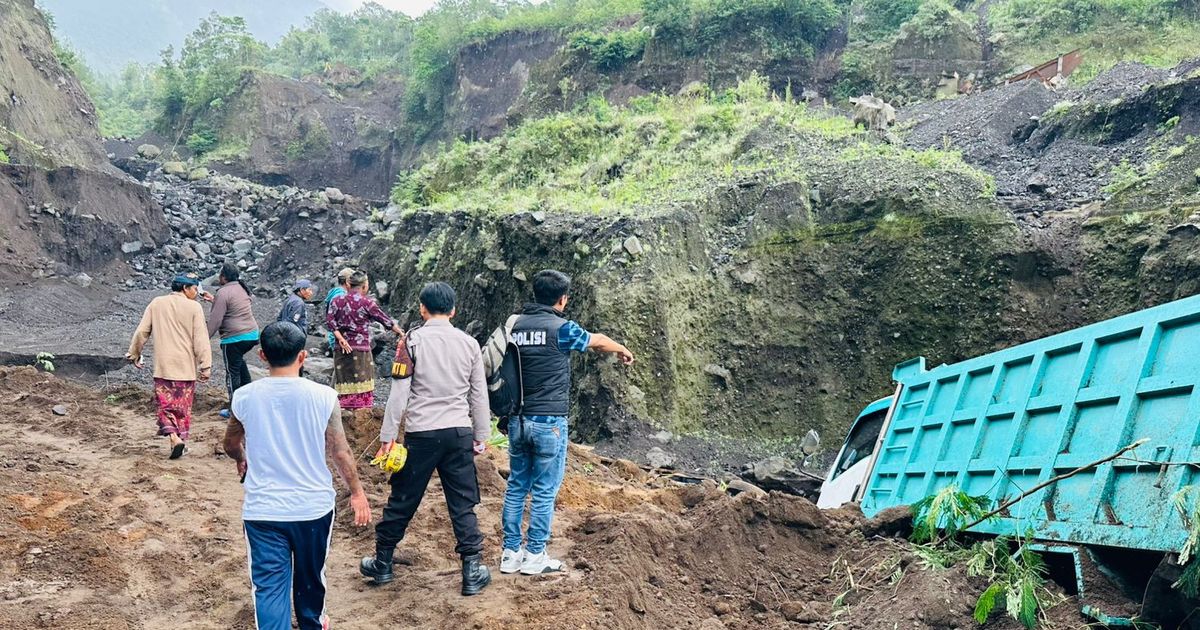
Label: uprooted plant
xmin=1171 ymin=485 xmax=1200 ymax=597
xmin=966 ymin=535 xmax=1061 ymax=628
xmin=910 ymin=484 xmax=991 ymax=544
xmin=32 ymin=352 xmax=55 ymax=373
xmin=907 ymin=485 xmax=1059 ymax=628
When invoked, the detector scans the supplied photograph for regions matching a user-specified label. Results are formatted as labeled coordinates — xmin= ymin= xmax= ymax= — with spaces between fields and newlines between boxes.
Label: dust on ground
xmin=0 ymin=367 xmax=1143 ymax=629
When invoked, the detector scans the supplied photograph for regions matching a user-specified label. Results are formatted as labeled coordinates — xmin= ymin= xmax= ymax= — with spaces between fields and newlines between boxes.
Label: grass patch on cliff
xmin=392 ymin=74 xmax=991 ymax=215
xmin=990 ymin=0 xmax=1200 ymax=83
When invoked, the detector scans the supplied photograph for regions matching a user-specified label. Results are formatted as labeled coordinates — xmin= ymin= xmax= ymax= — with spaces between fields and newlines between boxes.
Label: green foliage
xmin=569 ymin=28 xmax=650 ymax=70
xmin=267 ymin=3 xmax=416 ymax=80
xmin=390 ymin=73 xmax=991 ymax=216
xmin=285 ymin=119 xmax=332 ymax=160
xmin=852 ymin=0 xmax=923 ymax=39
xmin=487 ymin=418 xmax=510 ymax=449
xmin=964 ymin=537 xmax=1056 ymax=628
xmin=990 ymin=0 xmax=1200 ymax=83
xmin=909 ymin=484 xmax=992 ymax=544
xmin=1104 ymin=160 xmax=1145 ymax=194
xmin=1172 ymin=486 xmax=1200 ymax=596
xmin=0 ymin=148 xmax=8 ymax=165
xmin=176 ymin=14 xmax=265 ymax=115
xmin=186 ymin=123 xmax=219 ymax=154
xmin=645 ymin=0 xmax=841 ymax=59
xmin=992 ymin=0 xmax=1172 ymax=41
xmin=34 ymin=352 xmax=56 ymax=373
xmin=898 ymin=0 xmax=972 ymax=43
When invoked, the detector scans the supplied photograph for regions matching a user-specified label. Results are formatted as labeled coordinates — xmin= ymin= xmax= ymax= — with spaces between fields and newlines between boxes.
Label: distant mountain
xmin=37 ymin=0 xmax=329 ymax=74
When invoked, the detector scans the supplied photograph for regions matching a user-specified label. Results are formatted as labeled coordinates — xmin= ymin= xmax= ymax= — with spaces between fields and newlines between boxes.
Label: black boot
xmin=461 ymin=552 xmax=491 ymax=596
xmin=359 ymin=545 xmax=395 ymax=585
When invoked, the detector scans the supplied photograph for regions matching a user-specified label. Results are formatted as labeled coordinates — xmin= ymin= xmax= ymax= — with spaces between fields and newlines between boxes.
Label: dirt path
xmin=0 ymin=367 xmax=656 ymax=629
xmin=0 ymin=367 xmax=1121 ymax=629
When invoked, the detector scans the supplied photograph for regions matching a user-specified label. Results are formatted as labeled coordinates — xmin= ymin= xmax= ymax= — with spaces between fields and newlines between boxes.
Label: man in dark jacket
xmin=279 ymin=279 xmax=315 ymax=333
xmin=499 ymin=270 xmax=634 ymax=575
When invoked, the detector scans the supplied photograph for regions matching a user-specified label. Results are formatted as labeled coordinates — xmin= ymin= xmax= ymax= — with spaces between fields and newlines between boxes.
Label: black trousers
xmin=375 ymin=427 xmax=484 ymax=557
xmin=223 ymin=339 xmax=258 ymax=402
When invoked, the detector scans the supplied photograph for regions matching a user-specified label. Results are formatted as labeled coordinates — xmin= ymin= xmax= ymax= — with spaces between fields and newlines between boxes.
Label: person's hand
xmin=198 ymin=367 xmax=212 ymax=382
xmin=473 ymin=440 xmax=486 ymax=456
xmin=617 ymin=347 xmax=635 ymax=366
xmin=128 ymin=354 xmax=144 ymax=370
xmin=236 ymin=458 xmax=248 ymax=481
xmin=375 ymin=440 xmax=395 ymax=459
xmin=392 ymin=324 xmax=404 ymax=336
xmin=350 ymin=491 xmax=372 ymax=526
xmin=200 ymin=291 xmax=214 ymax=303
xmin=338 ymin=339 xmax=353 ymax=354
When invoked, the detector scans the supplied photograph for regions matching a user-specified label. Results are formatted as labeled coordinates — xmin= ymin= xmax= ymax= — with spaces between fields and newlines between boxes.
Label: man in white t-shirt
xmin=223 ymin=321 xmax=371 ymax=630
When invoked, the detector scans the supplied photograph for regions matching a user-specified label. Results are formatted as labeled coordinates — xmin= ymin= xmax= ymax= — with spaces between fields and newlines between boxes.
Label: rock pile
xmin=120 ymin=161 xmax=384 ymax=293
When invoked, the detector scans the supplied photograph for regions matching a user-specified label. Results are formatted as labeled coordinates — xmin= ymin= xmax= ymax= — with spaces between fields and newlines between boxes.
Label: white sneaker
xmin=500 ymin=548 xmax=526 ymax=574
xmin=519 ymin=550 xmax=564 ymax=575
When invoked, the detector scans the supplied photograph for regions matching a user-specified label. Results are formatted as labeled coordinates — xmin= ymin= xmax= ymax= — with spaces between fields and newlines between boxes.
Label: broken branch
xmin=936 ymin=437 xmax=1149 ymax=545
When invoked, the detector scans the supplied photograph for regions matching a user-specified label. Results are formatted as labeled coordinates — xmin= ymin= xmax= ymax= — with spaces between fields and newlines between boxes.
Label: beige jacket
xmin=127 ymin=292 xmax=213 ymax=381
xmin=380 ymin=319 xmax=490 ymax=443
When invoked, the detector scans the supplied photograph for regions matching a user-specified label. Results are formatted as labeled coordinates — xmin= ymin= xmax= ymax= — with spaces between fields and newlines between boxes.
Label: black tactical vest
xmin=511 ymin=303 xmax=571 ymax=416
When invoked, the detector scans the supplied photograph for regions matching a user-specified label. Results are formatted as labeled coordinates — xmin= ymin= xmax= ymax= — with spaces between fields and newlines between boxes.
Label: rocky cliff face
xmin=0 ymin=0 xmax=166 ymax=282
xmin=207 ymin=23 xmax=844 ymax=200
xmin=356 ymin=61 xmax=1200 ymax=454
xmin=209 ymin=71 xmax=405 ymax=201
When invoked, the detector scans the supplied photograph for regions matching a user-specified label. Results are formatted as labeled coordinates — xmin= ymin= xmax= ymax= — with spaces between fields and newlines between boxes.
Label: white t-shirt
xmin=232 ymin=377 xmax=339 ymax=522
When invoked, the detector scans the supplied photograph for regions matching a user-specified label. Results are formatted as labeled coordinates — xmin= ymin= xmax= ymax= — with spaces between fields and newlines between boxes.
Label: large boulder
xmin=136 ymin=144 xmax=162 ymax=159
xmin=850 ymin=95 xmax=897 ymax=130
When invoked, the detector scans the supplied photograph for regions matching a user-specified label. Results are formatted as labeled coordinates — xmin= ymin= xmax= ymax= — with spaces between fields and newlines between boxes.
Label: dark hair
xmin=171 ymin=281 xmax=190 ymax=293
xmin=532 ymin=270 xmax=571 ymax=306
xmin=219 ymin=262 xmax=240 ymax=282
xmin=419 ymin=281 xmax=456 ymax=315
xmin=220 ymin=261 xmax=252 ymax=299
xmin=259 ymin=322 xmax=306 ymax=368
xmin=348 ymin=271 xmax=368 ymax=288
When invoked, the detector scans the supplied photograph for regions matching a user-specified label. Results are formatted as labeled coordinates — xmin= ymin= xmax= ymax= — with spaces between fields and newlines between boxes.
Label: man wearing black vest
xmin=500 ymin=270 xmax=634 ymax=575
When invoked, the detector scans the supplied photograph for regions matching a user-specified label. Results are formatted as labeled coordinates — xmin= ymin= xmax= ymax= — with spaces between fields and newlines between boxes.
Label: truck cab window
xmin=830 ymin=409 xmax=886 ymax=481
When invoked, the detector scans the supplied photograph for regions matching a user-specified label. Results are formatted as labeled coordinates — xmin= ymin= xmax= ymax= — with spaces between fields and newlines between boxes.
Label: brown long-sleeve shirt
xmin=207 ymin=282 xmax=258 ymax=340
xmin=127 ymin=292 xmax=213 ymax=381
xmin=380 ymin=318 xmax=490 ymax=443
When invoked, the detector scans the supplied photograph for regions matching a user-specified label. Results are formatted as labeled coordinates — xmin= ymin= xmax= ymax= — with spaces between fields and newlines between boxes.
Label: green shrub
xmin=967 ymin=537 xmax=1056 ymax=628
xmin=993 ymin=0 xmax=1173 ymax=39
xmin=852 ymin=0 xmax=923 ymax=40
xmin=388 ymin=75 xmax=985 ymax=216
xmin=186 ymin=127 xmax=218 ymax=154
xmin=0 ymin=147 xmax=8 ymax=164
xmin=646 ymin=0 xmax=841 ymax=59
xmin=909 ymin=484 xmax=992 ymax=544
xmin=569 ymin=28 xmax=650 ymax=70
xmin=286 ymin=119 xmax=332 ymax=160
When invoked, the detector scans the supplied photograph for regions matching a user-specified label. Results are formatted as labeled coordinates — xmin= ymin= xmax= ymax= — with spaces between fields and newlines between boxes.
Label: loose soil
xmin=0 ymin=367 xmax=1140 ymax=629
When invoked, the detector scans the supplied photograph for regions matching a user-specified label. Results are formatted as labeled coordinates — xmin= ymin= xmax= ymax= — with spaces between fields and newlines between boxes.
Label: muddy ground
xmin=0 ymin=366 xmax=1145 ymax=629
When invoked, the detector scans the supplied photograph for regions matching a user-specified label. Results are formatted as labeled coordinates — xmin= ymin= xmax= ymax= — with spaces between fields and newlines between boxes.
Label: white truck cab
xmin=816 ymin=396 xmax=893 ymax=509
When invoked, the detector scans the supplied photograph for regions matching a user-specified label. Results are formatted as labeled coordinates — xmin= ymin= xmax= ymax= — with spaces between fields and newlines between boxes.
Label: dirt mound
xmin=0 ymin=368 xmax=1148 ymax=629
xmin=1069 ymin=61 xmax=1171 ymax=103
xmin=904 ymin=58 xmax=1200 ymax=216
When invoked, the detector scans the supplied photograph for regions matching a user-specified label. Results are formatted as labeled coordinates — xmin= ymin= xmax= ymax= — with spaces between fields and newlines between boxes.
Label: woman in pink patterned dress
xmin=325 ymin=271 xmax=403 ymax=410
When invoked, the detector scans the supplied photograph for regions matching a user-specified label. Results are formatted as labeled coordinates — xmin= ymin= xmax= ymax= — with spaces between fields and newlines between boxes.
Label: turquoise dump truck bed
xmin=860 ymin=294 xmax=1200 ymax=553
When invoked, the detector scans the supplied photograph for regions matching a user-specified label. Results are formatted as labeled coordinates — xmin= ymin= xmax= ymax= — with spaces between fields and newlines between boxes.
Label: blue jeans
xmin=502 ymin=416 xmax=568 ymax=554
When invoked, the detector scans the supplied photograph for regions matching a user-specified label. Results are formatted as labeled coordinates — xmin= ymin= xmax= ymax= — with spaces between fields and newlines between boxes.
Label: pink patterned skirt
xmin=153 ymin=378 xmax=195 ymax=440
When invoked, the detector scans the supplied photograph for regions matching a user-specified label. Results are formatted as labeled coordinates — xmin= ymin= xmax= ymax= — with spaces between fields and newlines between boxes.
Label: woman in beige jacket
xmin=127 ymin=274 xmax=213 ymax=459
